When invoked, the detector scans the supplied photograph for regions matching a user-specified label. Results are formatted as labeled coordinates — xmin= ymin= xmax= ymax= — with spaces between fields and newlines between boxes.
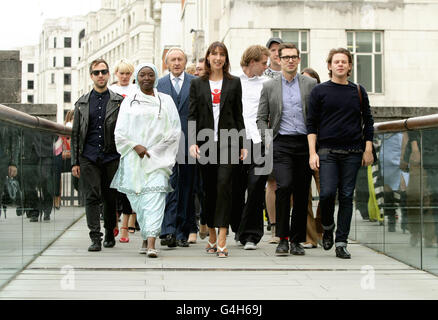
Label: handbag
xmin=2 ymin=176 xmax=22 ymax=206
xmin=357 ymin=84 xmax=377 ymax=163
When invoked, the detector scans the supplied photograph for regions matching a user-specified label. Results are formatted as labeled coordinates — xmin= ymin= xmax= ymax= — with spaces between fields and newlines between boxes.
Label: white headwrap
xmin=134 ymin=63 xmax=159 ymax=89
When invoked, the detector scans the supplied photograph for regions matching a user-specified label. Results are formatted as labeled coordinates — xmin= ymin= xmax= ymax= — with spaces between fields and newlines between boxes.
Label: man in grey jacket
xmin=71 ymin=59 xmax=124 ymax=252
xmin=257 ymin=43 xmax=317 ymax=256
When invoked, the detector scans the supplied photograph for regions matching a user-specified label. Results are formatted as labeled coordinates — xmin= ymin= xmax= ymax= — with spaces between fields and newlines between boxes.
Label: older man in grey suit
xmin=257 ymin=43 xmax=317 ymax=256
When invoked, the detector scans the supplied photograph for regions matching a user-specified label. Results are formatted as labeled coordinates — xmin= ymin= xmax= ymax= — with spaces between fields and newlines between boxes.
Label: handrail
xmin=0 ymin=103 xmax=71 ymax=136
xmin=374 ymin=114 xmax=438 ymax=133
xmin=2 ymin=102 xmax=438 ymax=136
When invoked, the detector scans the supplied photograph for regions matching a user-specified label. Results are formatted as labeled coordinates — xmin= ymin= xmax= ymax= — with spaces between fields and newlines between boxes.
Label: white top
xmin=110 ymin=88 xmax=181 ymax=195
xmin=209 ymin=79 xmax=223 ymax=142
xmin=108 ymin=83 xmax=136 ymax=98
xmin=237 ymin=69 xmax=269 ymax=144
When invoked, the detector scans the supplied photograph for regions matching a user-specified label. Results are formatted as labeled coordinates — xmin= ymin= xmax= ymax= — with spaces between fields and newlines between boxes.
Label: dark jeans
xmin=79 ymin=156 xmax=119 ymax=240
xmin=319 ymin=150 xmax=362 ymax=247
xmin=238 ymin=142 xmax=268 ymax=245
xmin=273 ymin=135 xmax=312 ymax=243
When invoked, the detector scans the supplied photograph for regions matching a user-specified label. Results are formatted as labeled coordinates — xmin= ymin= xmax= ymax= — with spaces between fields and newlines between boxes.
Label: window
xmin=28 ymin=63 xmax=34 ymax=73
xmin=272 ymin=29 xmax=309 ymax=71
xmin=27 ymin=95 xmax=34 ymax=103
xmin=64 ymin=37 xmax=72 ymax=48
xmin=53 ymin=57 xmax=56 ymax=67
xmin=64 ymin=56 xmax=71 ymax=67
xmin=27 ymin=80 xmax=34 ymax=90
xmin=51 ymin=73 xmax=55 ymax=84
xmin=64 ymin=73 xmax=71 ymax=85
xmin=54 ymin=37 xmax=57 ymax=48
xmin=347 ymin=31 xmax=383 ymax=93
xmin=64 ymin=91 xmax=71 ymax=103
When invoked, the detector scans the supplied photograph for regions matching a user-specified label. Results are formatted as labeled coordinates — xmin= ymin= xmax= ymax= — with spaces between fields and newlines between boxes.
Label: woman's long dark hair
xmin=201 ymin=41 xmax=233 ymax=81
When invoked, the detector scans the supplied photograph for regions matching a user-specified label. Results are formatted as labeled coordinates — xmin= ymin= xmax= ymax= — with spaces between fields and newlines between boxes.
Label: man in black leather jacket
xmin=71 ymin=59 xmax=124 ymax=252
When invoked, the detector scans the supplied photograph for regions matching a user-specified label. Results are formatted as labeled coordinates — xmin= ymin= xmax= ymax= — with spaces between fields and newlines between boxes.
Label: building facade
xmin=20 ymin=45 xmax=39 ymax=105
xmin=76 ymin=0 xmax=189 ymax=96
xmin=35 ymin=16 xmax=86 ymax=123
xmin=20 ymin=0 xmax=438 ymax=123
xmin=180 ymin=0 xmax=438 ymax=110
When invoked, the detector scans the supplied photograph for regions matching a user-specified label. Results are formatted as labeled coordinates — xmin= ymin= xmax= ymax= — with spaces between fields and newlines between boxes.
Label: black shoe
xmin=177 ymin=239 xmax=189 ymax=247
xmin=275 ymin=239 xmax=290 ymax=256
xmin=43 ymin=213 xmax=50 ymax=221
xmin=322 ymin=230 xmax=334 ymax=251
xmin=166 ymin=234 xmax=177 ymax=248
xmin=160 ymin=237 xmax=169 ymax=246
xmin=29 ymin=216 xmax=39 ymax=222
xmin=103 ymin=230 xmax=115 ymax=248
xmin=335 ymin=246 xmax=351 ymax=259
xmin=88 ymin=239 xmax=102 ymax=252
xmin=290 ymin=242 xmax=305 ymax=255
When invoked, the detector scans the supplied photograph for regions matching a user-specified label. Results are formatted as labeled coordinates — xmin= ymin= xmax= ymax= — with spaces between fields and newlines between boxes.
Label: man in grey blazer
xmin=257 ymin=43 xmax=317 ymax=256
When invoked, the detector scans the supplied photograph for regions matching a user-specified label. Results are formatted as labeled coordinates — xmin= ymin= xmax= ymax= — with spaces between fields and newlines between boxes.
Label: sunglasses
xmin=91 ymin=69 xmax=109 ymax=76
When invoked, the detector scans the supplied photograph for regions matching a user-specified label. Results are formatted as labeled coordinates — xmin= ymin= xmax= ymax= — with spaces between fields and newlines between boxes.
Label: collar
xmin=238 ymin=68 xmax=259 ymax=81
xmin=170 ymin=72 xmax=185 ymax=83
xmin=281 ymin=73 xmax=298 ymax=84
xmin=91 ymin=88 xmax=109 ymax=97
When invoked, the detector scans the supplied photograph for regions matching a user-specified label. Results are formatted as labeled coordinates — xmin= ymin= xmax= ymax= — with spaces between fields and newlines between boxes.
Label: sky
xmin=0 ymin=0 xmax=101 ymax=50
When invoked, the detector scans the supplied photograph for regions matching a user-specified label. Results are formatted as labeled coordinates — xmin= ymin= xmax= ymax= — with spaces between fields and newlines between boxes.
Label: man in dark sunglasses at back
xmin=71 ymin=59 xmax=124 ymax=252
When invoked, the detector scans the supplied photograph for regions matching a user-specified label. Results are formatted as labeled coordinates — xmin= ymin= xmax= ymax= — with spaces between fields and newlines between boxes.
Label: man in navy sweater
xmin=307 ymin=48 xmax=374 ymax=259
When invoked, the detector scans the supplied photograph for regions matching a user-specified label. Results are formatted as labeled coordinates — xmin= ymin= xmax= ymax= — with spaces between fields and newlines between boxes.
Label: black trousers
xmin=230 ymin=161 xmax=247 ymax=235
xmin=238 ymin=142 xmax=268 ymax=245
xmin=199 ymin=163 xmax=233 ymax=228
xmin=273 ymin=135 xmax=312 ymax=243
xmin=21 ymin=157 xmax=54 ymax=217
xmin=79 ymin=156 xmax=119 ymax=240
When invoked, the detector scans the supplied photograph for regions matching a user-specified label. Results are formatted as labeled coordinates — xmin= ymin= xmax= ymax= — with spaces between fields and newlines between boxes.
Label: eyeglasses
xmin=91 ymin=69 xmax=109 ymax=76
xmin=280 ymin=55 xmax=299 ymax=61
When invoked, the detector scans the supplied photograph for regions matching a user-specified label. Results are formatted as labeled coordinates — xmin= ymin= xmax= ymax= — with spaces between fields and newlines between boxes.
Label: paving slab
xmin=1 ymin=215 xmax=438 ymax=300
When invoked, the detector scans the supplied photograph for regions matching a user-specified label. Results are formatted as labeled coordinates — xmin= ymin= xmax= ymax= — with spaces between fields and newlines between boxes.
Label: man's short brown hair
xmin=326 ymin=48 xmax=353 ymax=78
xmin=240 ymin=45 xmax=270 ymax=67
xmin=89 ymin=59 xmax=109 ymax=74
xmin=278 ymin=43 xmax=300 ymax=59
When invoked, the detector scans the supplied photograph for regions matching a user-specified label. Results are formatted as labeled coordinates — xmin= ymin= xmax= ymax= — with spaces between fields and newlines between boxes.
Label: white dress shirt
xmin=170 ymin=72 xmax=185 ymax=93
xmin=237 ymin=69 xmax=269 ymax=144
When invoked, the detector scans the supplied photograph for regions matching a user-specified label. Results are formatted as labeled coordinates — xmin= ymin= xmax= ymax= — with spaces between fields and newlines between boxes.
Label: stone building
xmin=75 ymin=0 xmax=183 ymax=96
xmin=20 ymin=45 xmax=39 ymax=105
xmin=18 ymin=0 xmax=438 ymax=122
xmin=36 ymin=16 xmax=86 ymax=123
xmin=180 ymin=0 xmax=438 ymax=120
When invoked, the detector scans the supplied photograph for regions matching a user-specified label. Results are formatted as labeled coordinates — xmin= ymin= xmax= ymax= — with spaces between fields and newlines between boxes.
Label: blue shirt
xmin=82 ymin=89 xmax=120 ymax=163
xmin=278 ymin=74 xmax=307 ymax=136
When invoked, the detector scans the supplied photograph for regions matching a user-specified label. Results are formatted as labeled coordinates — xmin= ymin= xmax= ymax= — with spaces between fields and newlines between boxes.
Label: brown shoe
xmin=269 ymin=225 xmax=280 ymax=244
xmin=199 ymin=224 xmax=208 ymax=239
